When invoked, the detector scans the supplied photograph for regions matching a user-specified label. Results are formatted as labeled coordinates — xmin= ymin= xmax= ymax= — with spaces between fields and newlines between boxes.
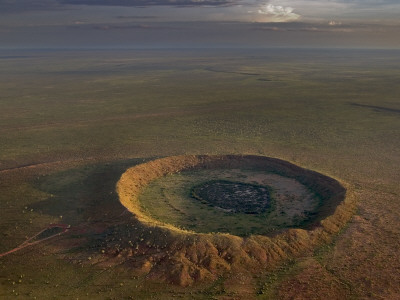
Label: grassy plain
xmin=1 ymin=48 xmax=400 ymax=299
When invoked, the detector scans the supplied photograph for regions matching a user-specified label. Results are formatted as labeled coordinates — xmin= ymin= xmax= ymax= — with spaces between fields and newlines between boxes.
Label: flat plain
xmin=0 ymin=48 xmax=399 ymax=299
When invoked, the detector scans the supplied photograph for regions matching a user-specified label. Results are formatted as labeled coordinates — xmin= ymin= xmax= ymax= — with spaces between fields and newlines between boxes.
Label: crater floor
xmin=139 ymin=168 xmax=320 ymax=236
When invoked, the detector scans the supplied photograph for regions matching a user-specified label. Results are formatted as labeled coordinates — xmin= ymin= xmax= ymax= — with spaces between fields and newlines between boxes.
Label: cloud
xmin=329 ymin=20 xmax=342 ymax=26
xmin=60 ymin=0 xmax=238 ymax=7
xmin=257 ymin=3 xmax=300 ymax=21
xmin=334 ymin=0 xmax=398 ymax=5
xmin=116 ymin=15 xmax=158 ymax=19
xmin=0 ymin=0 xmax=62 ymax=13
xmin=0 ymin=0 xmax=240 ymax=14
xmin=250 ymin=21 xmax=367 ymax=33
xmin=91 ymin=23 xmax=177 ymax=30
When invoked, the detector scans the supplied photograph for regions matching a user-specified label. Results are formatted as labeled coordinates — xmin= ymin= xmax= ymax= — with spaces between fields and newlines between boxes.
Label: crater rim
xmin=117 ymin=154 xmax=350 ymax=238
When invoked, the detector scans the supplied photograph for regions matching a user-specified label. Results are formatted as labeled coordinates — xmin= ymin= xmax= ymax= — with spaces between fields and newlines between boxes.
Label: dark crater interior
xmin=191 ymin=180 xmax=271 ymax=214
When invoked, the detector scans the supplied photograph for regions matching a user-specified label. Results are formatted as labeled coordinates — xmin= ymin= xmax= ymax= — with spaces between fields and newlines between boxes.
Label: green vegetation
xmin=138 ymin=168 xmax=320 ymax=236
xmin=1 ymin=48 xmax=400 ymax=299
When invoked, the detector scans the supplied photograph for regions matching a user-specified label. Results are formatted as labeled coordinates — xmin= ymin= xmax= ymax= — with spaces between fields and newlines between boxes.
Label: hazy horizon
xmin=1 ymin=0 xmax=400 ymax=49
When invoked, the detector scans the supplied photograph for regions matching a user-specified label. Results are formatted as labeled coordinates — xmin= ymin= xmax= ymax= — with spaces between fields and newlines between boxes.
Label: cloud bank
xmin=1 ymin=0 xmax=400 ymax=49
xmin=257 ymin=3 xmax=300 ymax=21
xmin=60 ymin=0 xmax=238 ymax=6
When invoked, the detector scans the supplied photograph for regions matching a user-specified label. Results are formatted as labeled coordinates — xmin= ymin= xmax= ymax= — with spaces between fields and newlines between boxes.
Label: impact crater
xmin=114 ymin=155 xmax=356 ymax=286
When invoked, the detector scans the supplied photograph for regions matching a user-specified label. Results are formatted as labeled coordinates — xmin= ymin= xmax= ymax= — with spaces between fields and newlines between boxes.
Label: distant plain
xmin=1 ymin=48 xmax=399 ymax=299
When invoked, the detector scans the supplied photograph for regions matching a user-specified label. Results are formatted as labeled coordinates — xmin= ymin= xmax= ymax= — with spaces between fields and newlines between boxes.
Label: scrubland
xmin=0 ymin=48 xmax=399 ymax=299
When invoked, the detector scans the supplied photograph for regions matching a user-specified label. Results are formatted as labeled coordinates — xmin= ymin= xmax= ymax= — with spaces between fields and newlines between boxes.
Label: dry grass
xmin=1 ymin=48 xmax=399 ymax=299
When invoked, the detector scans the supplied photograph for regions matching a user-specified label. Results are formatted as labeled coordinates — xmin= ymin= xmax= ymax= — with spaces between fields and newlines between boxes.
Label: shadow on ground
xmin=31 ymin=158 xmax=146 ymax=226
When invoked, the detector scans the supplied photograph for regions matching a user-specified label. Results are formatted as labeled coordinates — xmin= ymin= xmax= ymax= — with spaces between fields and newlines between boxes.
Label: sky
xmin=0 ymin=0 xmax=399 ymax=49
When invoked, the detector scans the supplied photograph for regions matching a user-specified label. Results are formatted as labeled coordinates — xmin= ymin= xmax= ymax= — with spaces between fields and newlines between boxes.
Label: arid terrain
xmin=1 ymin=48 xmax=399 ymax=299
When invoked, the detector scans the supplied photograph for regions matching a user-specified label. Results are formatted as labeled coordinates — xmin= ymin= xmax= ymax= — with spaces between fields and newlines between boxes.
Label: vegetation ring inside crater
xmin=138 ymin=168 xmax=322 ymax=236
